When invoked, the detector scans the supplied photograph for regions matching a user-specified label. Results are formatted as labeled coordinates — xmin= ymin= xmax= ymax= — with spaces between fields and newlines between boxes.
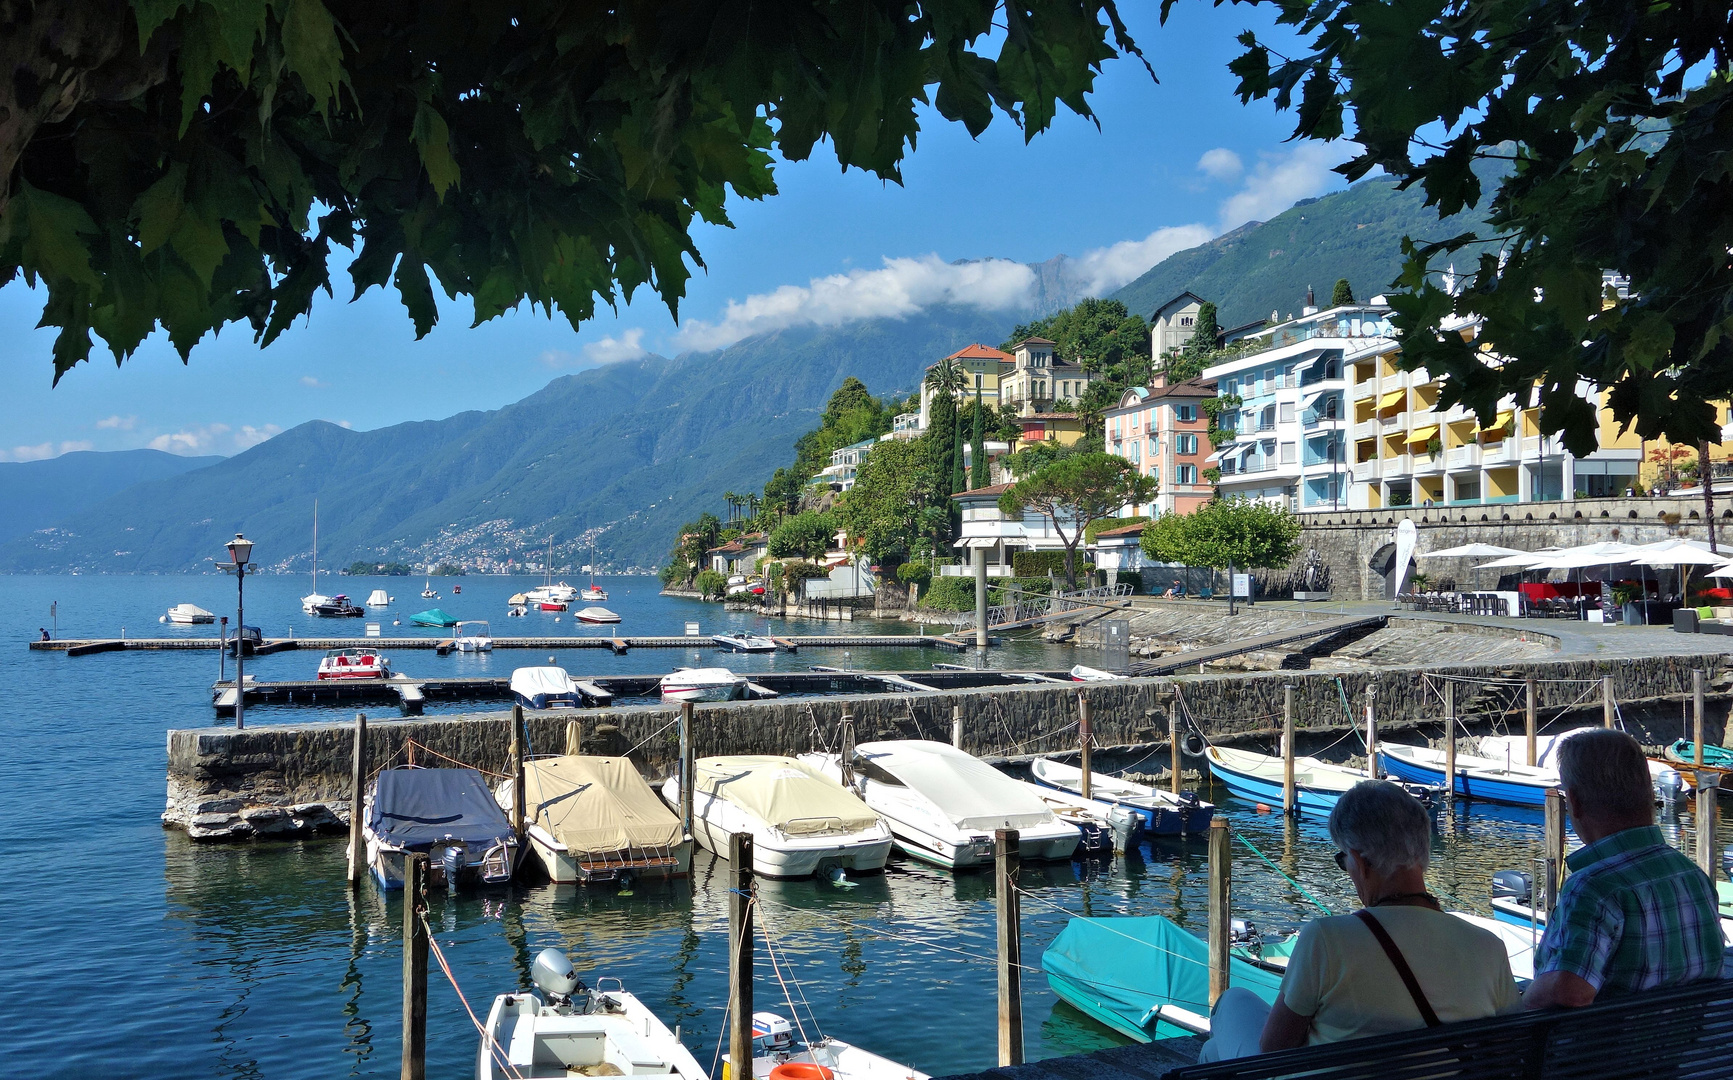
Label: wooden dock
xmin=36 ymin=632 xmax=945 ymax=655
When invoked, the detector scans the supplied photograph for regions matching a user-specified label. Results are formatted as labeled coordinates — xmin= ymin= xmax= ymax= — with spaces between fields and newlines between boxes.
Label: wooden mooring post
xmin=348 ymin=712 xmax=367 ymax=888
xmin=1698 ymin=775 xmax=1721 ymax=880
xmin=840 ymin=706 xmax=857 ymax=787
xmin=727 ymin=832 xmax=754 ymax=1076
xmin=1695 ymin=669 xmax=1706 ymax=767
xmin=679 ymin=702 xmax=695 ymax=840
xmin=1525 ymin=674 xmax=1538 ymax=767
xmin=1444 ymin=681 xmax=1457 ymax=801
xmin=1603 ymin=675 xmax=1614 ymax=728
xmin=1165 ymin=689 xmax=1181 ymax=797
xmin=1364 ymin=684 xmax=1378 ymax=780
xmin=1544 ymin=789 xmax=1567 ymax=914
xmin=995 ymin=828 xmax=1023 ymax=1066
xmin=1078 ymin=694 xmax=1093 ymax=800
xmin=1282 ymin=684 xmax=1297 ymax=816
xmin=510 ymin=704 xmax=526 ymax=840
xmin=564 ymin=718 xmax=582 ymax=756
xmin=1208 ymin=817 xmax=1231 ymax=1008
xmin=401 ymin=851 xmax=429 ymax=1080
xmin=951 ymin=704 xmax=963 ymax=749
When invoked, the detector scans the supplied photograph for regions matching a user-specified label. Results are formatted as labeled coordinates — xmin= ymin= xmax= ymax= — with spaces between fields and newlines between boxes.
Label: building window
xmin=1280 ymin=442 xmax=1296 ymax=464
xmin=1260 ymin=404 xmax=1276 ymax=431
xmin=1176 ymin=434 xmax=1198 ymax=455
xmin=1175 ymin=404 xmax=1196 ymax=422
xmin=1279 ymin=402 xmax=1295 ymax=424
xmin=1181 ymin=316 xmax=1194 ymax=327
xmin=975 ymin=372 xmax=983 ymax=388
xmin=1176 ymin=464 xmax=1198 ymax=485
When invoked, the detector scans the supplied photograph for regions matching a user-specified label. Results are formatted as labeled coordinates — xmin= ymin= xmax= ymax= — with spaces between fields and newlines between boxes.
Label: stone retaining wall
xmin=167 ymin=649 xmax=1729 ymax=839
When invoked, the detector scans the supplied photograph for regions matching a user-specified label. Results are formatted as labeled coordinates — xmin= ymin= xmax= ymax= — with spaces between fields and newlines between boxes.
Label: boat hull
xmin=526 ymin=825 xmax=693 ymax=884
xmin=1379 ymin=750 xmax=1550 ymax=807
xmin=660 ymin=682 xmax=743 ymax=703
xmin=667 ymin=778 xmax=892 ymax=878
xmin=1205 ymin=749 xmax=1345 ymax=819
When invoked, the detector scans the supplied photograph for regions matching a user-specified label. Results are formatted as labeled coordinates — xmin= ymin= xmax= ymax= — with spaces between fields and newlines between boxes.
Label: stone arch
xmin=1574 ymin=511 xmax=1583 ymax=518
xmin=1690 ymin=511 xmax=1701 ymax=519
xmin=1550 ymin=512 xmax=1558 ymax=519
xmin=1629 ymin=510 xmax=1639 ymax=519
xmin=1601 ymin=510 xmax=1610 ymax=517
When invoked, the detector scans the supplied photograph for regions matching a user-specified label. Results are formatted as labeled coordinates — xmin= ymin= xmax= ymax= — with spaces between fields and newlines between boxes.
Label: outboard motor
xmin=1491 ymin=870 xmax=1532 ymax=906
xmin=1721 ymin=849 xmax=1733 ymax=881
xmin=1230 ymin=918 xmax=1262 ymax=953
xmin=441 ymin=844 xmax=465 ymax=888
xmin=531 ymin=948 xmax=583 ymax=1004
xmin=751 ymin=1012 xmax=795 ymax=1055
xmin=1655 ymin=768 xmax=1684 ymax=814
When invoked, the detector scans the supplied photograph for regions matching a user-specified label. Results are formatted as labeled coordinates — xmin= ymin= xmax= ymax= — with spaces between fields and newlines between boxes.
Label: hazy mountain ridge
xmin=0 ymin=449 xmax=225 ymax=546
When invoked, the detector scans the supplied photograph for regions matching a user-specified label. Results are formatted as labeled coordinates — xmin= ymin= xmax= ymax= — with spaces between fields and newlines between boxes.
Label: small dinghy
xmin=1030 ymin=757 xmax=1214 ymax=836
xmin=500 ymin=755 xmax=691 ymax=884
xmin=659 ymin=667 xmax=748 ymax=702
xmin=575 ymin=606 xmax=621 ymax=624
xmin=163 ymin=603 xmax=215 ymax=624
xmin=316 ymin=646 xmax=391 ymax=680
xmin=1069 ymin=664 xmax=1125 ymax=681
xmin=452 ymin=619 xmax=493 ymax=652
xmin=732 ymin=1011 xmax=929 ymax=1080
xmin=366 ymin=589 xmax=392 ymax=607
xmin=512 ymin=666 xmax=584 ymax=710
xmin=1380 ymin=744 xmax=1555 ymax=807
xmin=663 ymin=755 xmax=891 ymax=879
xmin=713 ymin=632 xmax=777 ymax=653
xmin=479 ymin=948 xmax=706 ymax=1080
xmin=1205 ymin=744 xmax=1439 ymax=818
xmin=802 ymin=740 xmax=1080 ymax=869
xmin=361 ymin=766 xmax=517 ymax=889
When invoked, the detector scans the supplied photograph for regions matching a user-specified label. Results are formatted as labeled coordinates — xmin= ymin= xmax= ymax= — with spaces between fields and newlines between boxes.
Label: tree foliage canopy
xmin=3 ymin=0 xmax=1140 ymax=381
xmin=998 ymin=451 xmax=1154 ymax=585
xmin=792 ymin=378 xmax=895 ymax=479
xmin=767 ymin=510 xmax=835 ymax=560
xmin=1223 ymin=0 xmax=1733 ymax=451
xmin=837 ymin=438 xmax=939 ymax=563
xmin=1141 ymin=496 xmax=1300 ymax=570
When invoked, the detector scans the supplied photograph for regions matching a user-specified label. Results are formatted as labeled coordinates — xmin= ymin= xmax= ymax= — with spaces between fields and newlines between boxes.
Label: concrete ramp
xmin=1130 ymin=614 xmax=1387 ymax=675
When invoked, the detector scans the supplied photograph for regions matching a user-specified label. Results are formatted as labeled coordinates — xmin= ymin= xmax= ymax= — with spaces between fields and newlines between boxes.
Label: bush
xmin=1011 ymin=550 xmax=1094 ymax=577
xmin=659 ymin=560 xmax=692 ymax=587
xmin=1083 ymin=516 xmax=1147 ymax=544
xmin=917 ymin=576 xmax=977 ymax=611
xmin=693 ymin=569 xmax=727 ymax=599
xmin=896 ymin=562 xmax=931 ymax=587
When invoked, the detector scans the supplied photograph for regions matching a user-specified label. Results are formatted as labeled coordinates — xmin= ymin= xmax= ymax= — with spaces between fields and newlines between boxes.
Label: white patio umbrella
xmin=1631 ymin=540 xmax=1730 ymax=601
xmin=1416 ymin=543 xmax=1526 ymax=559
xmin=1473 ymin=551 xmax=1558 ymax=570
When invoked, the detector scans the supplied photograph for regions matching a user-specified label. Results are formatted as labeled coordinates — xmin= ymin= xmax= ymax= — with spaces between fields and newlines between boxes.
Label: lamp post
xmin=219 ymin=534 xmax=254 ymax=730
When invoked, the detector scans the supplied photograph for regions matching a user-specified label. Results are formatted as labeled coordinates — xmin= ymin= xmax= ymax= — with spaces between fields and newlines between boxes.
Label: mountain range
xmin=0 ymin=174 xmax=1485 ymax=573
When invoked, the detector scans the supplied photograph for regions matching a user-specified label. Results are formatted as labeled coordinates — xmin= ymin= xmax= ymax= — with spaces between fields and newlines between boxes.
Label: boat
xmin=1480 ymin=731 xmax=1672 ymax=786
xmin=478 ymin=948 xmax=706 ymax=1080
xmin=1030 ymin=757 xmax=1214 ymax=836
xmin=453 ymin=585 xmax=462 ymax=594
xmin=800 ymin=740 xmax=1080 ymax=868
xmin=316 ymin=646 xmax=391 ymax=679
xmin=580 ymin=539 xmax=608 ymax=602
xmin=1204 ymin=744 xmax=1440 ymax=818
xmin=410 ymin=607 xmax=459 ymax=627
xmin=713 ymin=632 xmax=777 ymax=653
xmin=1380 ymin=744 xmax=1556 ymax=807
xmin=452 ymin=620 xmax=493 ymax=652
xmin=1044 ymin=915 xmax=1284 ymax=1041
xmin=1069 ymin=664 xmax=1125 ymax=681
xmin=224 ymin=624 xmax=262 ymax=656
xmin=1016 ymin=781 xmax=1135 ymax=857
xmin=732 ymin=1011 xmax=929 ymax=1080
xmin=1490 ymin=870 xmax=1733 ymax=950
xmin=162 ymin=603 xmax=215 ymax=624
xmin=311 ymin=593 xmax=366 ymax=617
xmin=512 ymin=667 xmax=584 ymax=710
xmin=526 ymin=537 xmax=579 ymax=605
xmin=662 ymin=755 xmax=892 ymax=879
xmin=499 ymin=755 xmax=692 ymax=884
xmin=366 ymin=589 xmax=392 ymax=607
xmin=359 ymin=765 xmax=517 ymax=889
xmin=575 ymin=606 xmax=621 ymax=624
xmin=301 ymin=501 xmax=329 ymax=613
xmin=507 ymin=604 xmax=528 ymax=618
xmin=538 ymin=600 xmax=568 ymax=612
xmin=1662 ymin=738 xmax=1733 ymax=788
xmin=660 ymin=667 xmax=749 ymax=702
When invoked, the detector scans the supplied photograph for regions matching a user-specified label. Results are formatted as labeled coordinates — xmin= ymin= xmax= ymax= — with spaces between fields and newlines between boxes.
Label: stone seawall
xmin=167 ymin=649 xmax=1729 ymax=839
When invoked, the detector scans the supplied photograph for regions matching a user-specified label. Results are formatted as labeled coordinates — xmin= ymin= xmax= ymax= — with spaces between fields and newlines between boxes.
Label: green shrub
xmin=988 ymin=577 xmax=1053 ymax=605
xmin=659 ymin=560 xmax=692 ymax=587
xmin=693 ymin=569 xmax=727 ymax=599
xmin=918 ymin=576 xmax=977 ymax=611
xmin=1083 ymin=516 xmax=1147 ymax=544
xmin=896 ymin=562 xmax=931 ymax=587
xmin=1011 ymin=550 xmax=1094 ymax=577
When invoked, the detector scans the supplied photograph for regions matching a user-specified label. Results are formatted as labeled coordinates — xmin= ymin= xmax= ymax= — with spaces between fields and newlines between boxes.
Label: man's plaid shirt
xmin=1536 ymin=824 xmax=1724 ymax=995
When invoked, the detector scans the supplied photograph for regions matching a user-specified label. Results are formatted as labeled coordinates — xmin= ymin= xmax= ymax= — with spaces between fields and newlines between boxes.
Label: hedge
xmin=1083 ymin=516 xmax=1148 ymax=544
xmin=1011 ymin=550 xmax=1095 ymax=576
xmin=917 ymin=576 xmax=977 ymax=611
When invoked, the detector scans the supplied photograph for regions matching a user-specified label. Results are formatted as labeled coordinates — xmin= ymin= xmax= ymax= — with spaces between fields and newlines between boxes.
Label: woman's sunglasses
xmin=1334 ymin=850 xmax=1350 ymax=871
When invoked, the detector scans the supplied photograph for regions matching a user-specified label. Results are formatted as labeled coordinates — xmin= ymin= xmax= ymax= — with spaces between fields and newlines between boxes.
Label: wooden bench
xmin=1163 ymin=976 xmax=1733 ymax=1080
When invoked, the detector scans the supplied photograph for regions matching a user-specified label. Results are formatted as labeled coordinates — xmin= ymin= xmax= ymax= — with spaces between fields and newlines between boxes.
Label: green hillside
xmin=1111 ymin=176 xmax=1488 ymax=328
xmin=0 ymin=449 xmax=224 ymax=545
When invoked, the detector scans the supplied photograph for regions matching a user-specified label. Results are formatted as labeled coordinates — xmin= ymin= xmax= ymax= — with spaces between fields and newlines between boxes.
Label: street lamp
xmin=218 ymin=533 xmax=254 ymax=730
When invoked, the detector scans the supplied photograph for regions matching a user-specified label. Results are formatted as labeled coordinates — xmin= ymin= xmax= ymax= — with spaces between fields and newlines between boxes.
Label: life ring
xmin=769 ymin=1065 xmax=834 ymax=1080
xmin=1181 ymin=733 xmax=1207 ymax=757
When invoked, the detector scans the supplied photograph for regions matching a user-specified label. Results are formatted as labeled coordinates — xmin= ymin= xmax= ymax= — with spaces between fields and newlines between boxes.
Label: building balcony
xmin=1352 ymin=419 xmax=1379 ymax=440
xmin=1446 ymin=445 xmax=1480 ymax=468
xmin=1410 ymin=453 xmax=1444 ymax=474
xmin=1351 ymin=460 xmax=1381 ymax=482
xmin=1480 ymin=439 xmax=1515 ymax=464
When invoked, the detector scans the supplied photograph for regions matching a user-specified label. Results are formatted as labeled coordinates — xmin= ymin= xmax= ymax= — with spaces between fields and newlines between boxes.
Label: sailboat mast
xmin=311 ymin=500 xmax=318 ymax=590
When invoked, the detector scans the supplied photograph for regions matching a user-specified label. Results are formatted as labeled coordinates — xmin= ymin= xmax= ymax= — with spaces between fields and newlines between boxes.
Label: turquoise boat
xmin=1043 ymin=915 xmax=1284 ymax=1042
xmin=410 ymin=608 xmax=459 ymax=627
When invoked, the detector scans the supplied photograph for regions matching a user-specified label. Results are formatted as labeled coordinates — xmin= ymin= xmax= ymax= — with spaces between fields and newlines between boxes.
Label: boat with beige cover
xmin=498 ymin=755 xmax=692 ymax=885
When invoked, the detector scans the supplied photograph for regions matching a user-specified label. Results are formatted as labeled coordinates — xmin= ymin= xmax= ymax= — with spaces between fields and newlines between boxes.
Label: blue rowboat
xmin=1203 ymin=745 xmax=1366 ymax=819
xmin=1030 ymin=757 xmax=1214 ymax=835
xmin=1379 ymin=745 xmax=1554 ymax=807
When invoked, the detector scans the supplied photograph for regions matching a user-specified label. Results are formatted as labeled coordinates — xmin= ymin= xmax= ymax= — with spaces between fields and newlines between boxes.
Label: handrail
xmin=987 ymin=582 xmax=1132 ymax=628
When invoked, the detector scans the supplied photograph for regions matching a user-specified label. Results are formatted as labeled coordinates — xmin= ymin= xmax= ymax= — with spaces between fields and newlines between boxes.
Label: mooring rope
xmin=420 ymin=910 xmax=525 ymax=1080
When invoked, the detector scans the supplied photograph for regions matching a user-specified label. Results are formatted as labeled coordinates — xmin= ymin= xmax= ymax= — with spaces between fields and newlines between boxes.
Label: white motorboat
xmin=575 ymin=606 xmax=621 ymax=624
xmin=1476 ymin=731 xmax=1672 ymax=785
xmin=452 ymin=620 xmax=494 ymax=652
xmin=1016 ymin=780 xmax=1141 ymax=855
xmin=660 ymin=667 xmax=748 ymax=702
xmin=526 ymin=536 xmax=578 ymax=604
xmin=508 ymin=604 xmax=528 ymax=618
xmin=420 ymin=576 xmax=438 ymax=599
xmin=713 ymin=632 xmax=777 ymax=653
xmin=499 ymin=755 xmax=691 ymax=884
xmin=511 ymin=666 xmax=583 ymax=710
xmin=301 ymin=500 xmax=329 ymax=613
xmin=801 ymin=740 xmax=1080 ymax=869
xmin=316 ymin=646 xmax=391 ymax=680
xmin=1030 ymin=757 xmax=1215 ymax=836
xmin=366 ymin=589 xmax=392 ymax=607
xmin=360 ymin=766 xmax=517 ymax=889
xmin=478 ymin=949 xmax=706 ymax=1080
xmin=734 ymin=1011 xmax=929 ymax=1080
xmin=1069 ymin=664 xmax=1125 ymax=681
xmin=162 ymin=603 xmax=215 ymax=624
xmin=662 ymin=755 xmax=891 ymax=879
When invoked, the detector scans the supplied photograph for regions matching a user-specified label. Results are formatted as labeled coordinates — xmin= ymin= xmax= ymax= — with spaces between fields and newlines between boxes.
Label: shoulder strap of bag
xmin=1354 ymin=909 xmax=1442 ymax=1027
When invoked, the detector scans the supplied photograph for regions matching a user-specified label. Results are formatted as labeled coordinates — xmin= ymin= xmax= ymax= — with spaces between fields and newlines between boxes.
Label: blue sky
xmin=0 ymin=4 xmax=1351 ymax=462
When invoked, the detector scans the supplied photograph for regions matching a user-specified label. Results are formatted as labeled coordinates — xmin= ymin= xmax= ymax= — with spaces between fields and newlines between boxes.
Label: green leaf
xmin=278 ymin=0 xmax=345 ymax=110
xmin=13 ymin=181 xmax=102 ymax=290
xmin=169 ymin=211 xmax=231 ymax=288
xmin=411 ymin=102 xmax=461 ymax=201
xmin=393 ymin=255 xmax=438 ymax=337
xmin=133 ymin=164 xmax=188 ymax=255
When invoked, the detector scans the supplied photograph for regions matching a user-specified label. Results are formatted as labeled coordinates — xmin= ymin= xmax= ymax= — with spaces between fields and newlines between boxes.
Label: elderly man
xmin=1199 ymin=781 xmax=1518 ymax=1060
xmin=1526 ymin=729 xmax=1724 ymax=1009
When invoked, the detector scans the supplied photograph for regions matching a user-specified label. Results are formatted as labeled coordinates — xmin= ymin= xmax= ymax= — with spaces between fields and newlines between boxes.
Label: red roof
xmin=950 ymin=483 xmax=1013 ymax=499
xmin=1148 ymin=376 xmax=1218 ymax=400
xmin=1094 ymin=523 xmax=1150 ymax=538
xmin=944 ymin=343 xmax=1014 ymax=362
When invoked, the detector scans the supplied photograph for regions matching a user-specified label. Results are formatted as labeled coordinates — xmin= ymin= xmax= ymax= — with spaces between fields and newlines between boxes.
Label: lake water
xmin=1 ymin=574 xmax=1716 ymax=1079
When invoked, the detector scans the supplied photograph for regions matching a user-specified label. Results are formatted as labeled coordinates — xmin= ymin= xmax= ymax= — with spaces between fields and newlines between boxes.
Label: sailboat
xmin=582 ymin=538 xmax=608 ymax=602
xmin=300 ymin=501 xmax=330 ymax=613
xmin=526 ymin=536 xmax=577 ymax=606
xmin=421 ymin=575 xmax=439 ymax=599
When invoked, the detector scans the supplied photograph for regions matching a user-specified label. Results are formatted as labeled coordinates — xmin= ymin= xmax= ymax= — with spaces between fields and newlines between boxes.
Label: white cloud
xmin=336 ymin=420 xmax=353 ymax=429
xmin=2 ymin=440 xmax=96 ymax=462
xmin=583 ymin=328 xmax=646 ymax=365
xmin=96 ymin=415 xmax=137 ymax=430
xmin=674 ymin=254 xmax=1037 ymax=352
xmin=1197 ymin=148 xmax=1243 ymax=182
xmin=1218 ymin=143 xmax=1354 ymax=231
xmin=149 ymin=425 xmax=230 ymax=454
xmin=538 ymin=349 xmax=578 ymax=369
xmin=300 ymin=376 xmax=328 ymax=389
xmin=1070 ymin=225 xmax=1217 ymax=296
xmin=235 ymin=424 xmax=282 ymax=449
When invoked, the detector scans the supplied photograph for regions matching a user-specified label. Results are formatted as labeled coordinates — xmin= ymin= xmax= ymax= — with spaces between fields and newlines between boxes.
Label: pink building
xmin=1105 ymin=373 xmax=1218 ymax=515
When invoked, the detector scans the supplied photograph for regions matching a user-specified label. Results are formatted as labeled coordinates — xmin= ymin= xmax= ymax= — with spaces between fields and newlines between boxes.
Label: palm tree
xmin=926 ymin=354 xmax=968 ymax=397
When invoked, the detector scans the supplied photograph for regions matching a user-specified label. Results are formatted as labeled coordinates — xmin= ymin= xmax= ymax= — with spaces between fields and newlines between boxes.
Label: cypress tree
xmin=970 ymin=384 xmax=988 ymax=489
xmin=927 ymin=389 xmax=957 ymax=493
xmin=951 ymin=401 xmax=967 ymax=494
xmin=1331 ymin=278 xmax=1355 ymax=306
